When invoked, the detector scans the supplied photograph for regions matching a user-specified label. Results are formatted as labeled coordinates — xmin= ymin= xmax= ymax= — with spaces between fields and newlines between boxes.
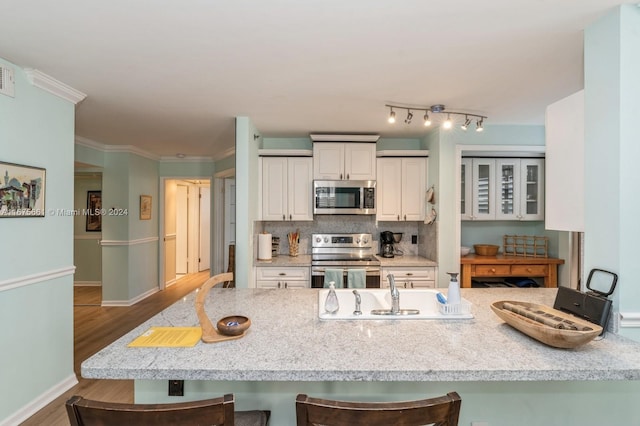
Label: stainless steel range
xmin=311 ymin=233 xmax=381 ymax=288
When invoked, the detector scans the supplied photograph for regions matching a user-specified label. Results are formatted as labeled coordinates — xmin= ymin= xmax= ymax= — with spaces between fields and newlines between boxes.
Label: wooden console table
xmin=460 ymin=254 xmax=565 ymax=288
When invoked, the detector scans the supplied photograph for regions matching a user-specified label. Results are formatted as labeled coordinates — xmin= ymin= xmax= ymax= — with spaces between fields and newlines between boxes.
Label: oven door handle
xmin=311 ymin=267 xmax=380 ymax=275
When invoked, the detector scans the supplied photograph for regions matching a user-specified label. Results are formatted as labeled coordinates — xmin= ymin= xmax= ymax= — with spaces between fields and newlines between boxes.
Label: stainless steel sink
xmin=318 ymin=288 xmax=473 ymax=320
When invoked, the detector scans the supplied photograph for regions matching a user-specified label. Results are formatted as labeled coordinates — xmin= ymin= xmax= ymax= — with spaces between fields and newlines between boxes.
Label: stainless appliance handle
xmin=359 ymin=187 xmax=364 ymax=210
xmin=311 ymin=267 xmax=380 ymax=275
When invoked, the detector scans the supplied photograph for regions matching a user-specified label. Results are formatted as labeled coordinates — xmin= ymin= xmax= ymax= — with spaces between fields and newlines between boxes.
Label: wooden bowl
xmin=216 ymin=315 xmax=251 ymax=336
xmin=491 ymin=301 xmax=602 ymax=348
xmin=474 ymin=244 xmax=499 ymax=256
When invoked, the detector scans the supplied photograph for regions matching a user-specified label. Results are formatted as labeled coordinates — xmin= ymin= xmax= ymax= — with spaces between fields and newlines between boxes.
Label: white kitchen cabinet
xmin=262 ymin=157 xmax=313 ymax=221
xmin=313 ymin=143 xmax=376 ymax=180
xmin=256 ymin=266 xmax=310 ymax=288
xmin=462 ymin=158 xmax=544 ymax=221
xmin=376 ymin=157 xmax=426 ymax=221
xmin=381 ymin=267 xmax=436 ymax=288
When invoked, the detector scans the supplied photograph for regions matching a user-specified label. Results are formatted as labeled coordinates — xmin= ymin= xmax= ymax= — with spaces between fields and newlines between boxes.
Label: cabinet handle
xmin=410 ymin=282 xmax=414 ymax=288
xmin=406 ymin=273 xmax=413 ymax=276
xmin=289 ymin=214 xmax=292 ymax=220
xmin=404 ymin=214 xmax=407 ymax=220
xmin=346 ymin=174 xmax=349 ymax=179
xmin=490 ymin=268 xmax=496 ymax=273
xmin=397 ymin=215 xmax=400 ymax=220
xmin=340 ymin=173 xmax=343 ymax=180
xmin=284 ymin=282 xmax=288 ymax=288
xmin=282 ymin=214 xmax=285 ymax=220
xmin=277 ymin=282 xmax=281 ymax=288
xmin=279 ymin=273 xmax=286 ymax=276
xmin=526 ymin=268 xmax=532 ymax=272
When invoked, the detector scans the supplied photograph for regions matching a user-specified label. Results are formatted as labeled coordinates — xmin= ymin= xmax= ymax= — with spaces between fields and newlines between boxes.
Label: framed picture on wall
xmin=0 ymin=161 xmax=46 ymax=218
xmin=140 ymin=195 xmax=152 ymax=220
xmin=86 ymin=190 xmax=102 ymax=232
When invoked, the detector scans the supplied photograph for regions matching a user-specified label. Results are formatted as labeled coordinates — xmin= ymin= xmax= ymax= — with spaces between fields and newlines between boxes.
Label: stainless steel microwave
xmin=313 ymin=180 xmax=376 ymax=215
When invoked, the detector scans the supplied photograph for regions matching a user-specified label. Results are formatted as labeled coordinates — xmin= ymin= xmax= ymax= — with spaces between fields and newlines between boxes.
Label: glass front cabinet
xmin=461 ymin=157 xmax=544 ymax=221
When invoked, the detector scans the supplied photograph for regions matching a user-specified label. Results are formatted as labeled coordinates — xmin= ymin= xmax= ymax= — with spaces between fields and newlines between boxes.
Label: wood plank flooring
xmin=20 ymin=271 xmax=209 ymax=426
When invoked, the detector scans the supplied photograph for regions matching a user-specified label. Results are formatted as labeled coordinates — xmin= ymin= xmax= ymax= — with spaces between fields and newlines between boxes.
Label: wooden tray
xmin=491 ymin=300 xmax=602 ymax=348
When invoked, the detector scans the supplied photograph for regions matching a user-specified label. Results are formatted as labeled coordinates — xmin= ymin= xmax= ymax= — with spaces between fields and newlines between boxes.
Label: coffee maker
xmin=380 ymin=231 xmax=395 ymax=258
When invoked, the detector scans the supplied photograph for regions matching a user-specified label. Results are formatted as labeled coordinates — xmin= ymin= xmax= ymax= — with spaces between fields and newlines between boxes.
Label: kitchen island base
xmin=135 ymin=379 xmax=640 ymax=426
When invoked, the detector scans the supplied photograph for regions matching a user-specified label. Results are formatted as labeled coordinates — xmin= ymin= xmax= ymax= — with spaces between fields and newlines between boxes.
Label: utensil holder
xmin=289 ymin=240 xmax=299 ymax=257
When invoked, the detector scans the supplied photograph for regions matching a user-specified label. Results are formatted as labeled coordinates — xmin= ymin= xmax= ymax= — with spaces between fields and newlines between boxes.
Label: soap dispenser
xmin=446 ymin=272 xmax=461 ymax=305
xmin=324 ymin=282 xmax=340 ymax=313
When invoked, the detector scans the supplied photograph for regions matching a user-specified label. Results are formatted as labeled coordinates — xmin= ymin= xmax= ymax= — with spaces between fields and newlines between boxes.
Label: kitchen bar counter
xmin=82 ymin=287 xmax=640 ymax=382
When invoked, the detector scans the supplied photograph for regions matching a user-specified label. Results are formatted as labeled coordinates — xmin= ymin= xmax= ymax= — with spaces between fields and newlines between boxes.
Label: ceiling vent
xmin=0 ymin=65 xmax=16 ymax=97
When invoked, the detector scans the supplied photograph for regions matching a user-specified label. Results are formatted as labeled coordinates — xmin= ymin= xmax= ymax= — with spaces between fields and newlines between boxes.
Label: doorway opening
xmin=162 ymin=178 xmax=211 ymax=288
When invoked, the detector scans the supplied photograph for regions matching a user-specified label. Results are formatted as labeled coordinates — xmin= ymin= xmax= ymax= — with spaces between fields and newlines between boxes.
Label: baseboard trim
xmin=620 ymin=312 xmax=640 ymax=328
xmin=74 ymin=281 xmax=101 ymax=287
xmin=1 ymin=374 xmax=78 ymax=426
xmin=0 ymin=266 xmax=76 ymax=292
xmin=101 ymin=286 xmax=159 ymax=307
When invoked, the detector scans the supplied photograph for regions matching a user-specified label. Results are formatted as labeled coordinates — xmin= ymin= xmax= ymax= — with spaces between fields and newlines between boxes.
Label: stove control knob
xmin=324 ymin=237 xmax=329 ymax=243
xmin=362 ymin=237 xmax=369 ymax=244
xmin=315 ymin=236 xmax=322 ymax=243
xmin=356 ymin=237 xmax=361 ymax=244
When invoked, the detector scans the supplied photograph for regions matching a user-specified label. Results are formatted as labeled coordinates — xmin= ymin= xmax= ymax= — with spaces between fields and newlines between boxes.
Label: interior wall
xmin=73 ymin=173 xmax=102 ymax=285
xmin=0 ymin=58 xmax=77 ymax=423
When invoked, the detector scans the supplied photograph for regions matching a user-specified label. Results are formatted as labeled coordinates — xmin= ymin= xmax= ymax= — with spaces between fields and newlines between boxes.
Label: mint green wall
xmin=73 ymin=175 xmax=102 ymax=283
xmin=75 ymin=143 xmax=104 ymax=167
xmin=0 ymin=59 xmax=76 ymax=422
xmin=159 ymin=160 xmax=214 ymax=177
xmin=584 ymin=4 xmax=640 ymax=340
xmin=100 ymin=152 xmax=159 ymax=302
xmin=235 ymin=117 xmax=260 ymax=287
xmin=376 ymin=138 xmax=423 ymax=151
xmin=215 ymin=154 xmax=235 ymax=173
xmin=262 ymin=137 xmax=312 ymax=150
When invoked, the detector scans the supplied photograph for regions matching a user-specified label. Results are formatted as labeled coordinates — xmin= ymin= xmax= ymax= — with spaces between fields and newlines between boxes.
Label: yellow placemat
xmin=128 ymin=327 xmax=202 ymax=347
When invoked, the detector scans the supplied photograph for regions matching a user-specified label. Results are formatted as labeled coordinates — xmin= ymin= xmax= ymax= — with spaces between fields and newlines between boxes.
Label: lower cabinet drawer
xmin=256 ymin=267 xmax=310 ymax=280
xmin=474 ymin=265 xmax=511 ymax=276
xmin=511 ymin=265 xmax=548 ymax=276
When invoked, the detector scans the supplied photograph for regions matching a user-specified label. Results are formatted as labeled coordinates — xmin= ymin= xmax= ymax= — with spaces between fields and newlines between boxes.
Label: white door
xmin=199 ymin=185 xmax=211 ymax=271
xmin=164 ymin=180 xmax=177 ymax=285
xmin=401 ymin=157 xmax=426 ymax=221
xmin=287 ymin=157 xmax=313 ymax=221
xmin=224 ymin=178 xmax=236 ymax=272
xmin=176 ymin=185 xmax=189 ymax=275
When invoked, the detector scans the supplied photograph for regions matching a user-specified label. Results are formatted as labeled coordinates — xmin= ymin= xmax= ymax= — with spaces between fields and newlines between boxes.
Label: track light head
xmin=476 ymin=118 xmax=484 ymax=132
xmin=404 ymin=110 xmax=413 ymax=124
xmin=443 ymin=113 xmax=452 ymax=129
xmin=461 ymin=116 xmax=471 ymax=131
xmin=423 ymin=112 xmax=431 ymax=127
xmin=388 ymin=109 xmax=396 ymax=124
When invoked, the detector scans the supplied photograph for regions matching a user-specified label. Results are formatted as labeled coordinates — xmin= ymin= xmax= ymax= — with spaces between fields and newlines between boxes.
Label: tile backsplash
xmin=256 ymin=215 xmax=436 ymax=259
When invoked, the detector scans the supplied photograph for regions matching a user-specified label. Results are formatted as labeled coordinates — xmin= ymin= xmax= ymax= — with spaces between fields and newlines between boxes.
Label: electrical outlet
xmin=411 ymin=235 xmax=417 ymax=244
xmin=168 ymin=379 xmax=184 ymax=396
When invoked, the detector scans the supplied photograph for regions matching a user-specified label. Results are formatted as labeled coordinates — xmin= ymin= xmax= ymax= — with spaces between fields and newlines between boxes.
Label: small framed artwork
xmin=140 ymin=195 xmax=152 ymax=220
xmin=0 ymin=161 xmax=46 ymax=217
xmin=86 ymin=190 xmax=102 ymax=232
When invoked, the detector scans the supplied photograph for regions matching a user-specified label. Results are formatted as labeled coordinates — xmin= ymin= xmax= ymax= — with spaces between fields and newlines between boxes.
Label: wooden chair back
xmin=295 ymin=392 xmax=461 ymax=426
xmin=66 ymin=394 xmax=235 ymax=425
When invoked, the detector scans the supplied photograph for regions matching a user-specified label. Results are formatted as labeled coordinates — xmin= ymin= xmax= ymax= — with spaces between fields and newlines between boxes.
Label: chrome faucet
xmin=352 ymin=290 xmax=362 ymax=315
xmin=388 ymin=273 xmax=400 ymax=314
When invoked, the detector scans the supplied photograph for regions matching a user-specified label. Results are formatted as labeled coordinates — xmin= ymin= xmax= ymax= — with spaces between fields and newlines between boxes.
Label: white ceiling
xmin=0 ymin=1 xmax=628 ymax=158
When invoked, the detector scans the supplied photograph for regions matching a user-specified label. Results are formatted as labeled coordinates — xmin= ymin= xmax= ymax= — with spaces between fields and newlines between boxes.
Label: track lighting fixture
xmin=385 ymin=104 xmax=487 ymax=131
xmin=461 ymin=116 xmax=471 ymax=131
xmin=404 ymin=110 xmax=413 ymax=124
xmin=423 ymin=112 xmax=431 ymax=127
xmin=388 ymin=108 xmax=396 ymax=123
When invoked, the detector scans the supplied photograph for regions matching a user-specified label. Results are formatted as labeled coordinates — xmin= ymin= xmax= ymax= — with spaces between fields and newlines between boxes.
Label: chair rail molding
xmin=100 ymin=236 xmax=159 ymax=246
xmin=0 ymin=266 xmax=76 ymax=292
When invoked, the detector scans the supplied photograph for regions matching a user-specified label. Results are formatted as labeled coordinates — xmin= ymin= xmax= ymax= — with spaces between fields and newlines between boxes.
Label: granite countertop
xmin=81 ymin=288 xmax=640 ymax=382
xmin=378 ymin=255 xmax=437 ymax=267
xmin=254 ymin=254 xmax=312 ymax=267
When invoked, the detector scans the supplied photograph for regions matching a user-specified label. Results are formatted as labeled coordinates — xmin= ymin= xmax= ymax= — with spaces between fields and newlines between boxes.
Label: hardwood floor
xmin=20 ymin=271 xmax=210 ymax=426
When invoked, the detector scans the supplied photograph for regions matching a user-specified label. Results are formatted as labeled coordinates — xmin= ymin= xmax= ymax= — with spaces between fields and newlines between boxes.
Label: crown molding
xmin=75 ymin=136 xmax=160 ymax=161
xmin=159 ymin=156 xmax=214 ymax=163
xmin=212 ymin=146 xmax=236 ymax=162
xmin=24 ymin=68 xmax=86 ymax=104
xmin=310 ymin=133 xmax=380 ymax=142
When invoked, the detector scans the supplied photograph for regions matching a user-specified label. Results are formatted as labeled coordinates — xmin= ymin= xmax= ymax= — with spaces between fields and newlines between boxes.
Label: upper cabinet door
xmin=460 ymin=158 xmax=473 ymax=220
xmin=313 ymin=143 xmax=376 ymax=180
xmin=401 ymin=157 xmax=426 ymax=221
xmin=376 ymin=158 xmax=402 ymax=221
xmin=495 ymin=158 xmax=520 ymax=220
xmin=519 ymin=159 xmax=544 ymax=221
xmin=471 ymin=158 xmax=496 ymax=220
xmin=287 ymin=157 xmax=313 ymax=221
xmin=262 ymin=157 xmax=288 ymax=221
xmin=344 ymin=143 xmax=376 ymax=180
xmin=313 ymin=143 xmax=345 ymax=180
